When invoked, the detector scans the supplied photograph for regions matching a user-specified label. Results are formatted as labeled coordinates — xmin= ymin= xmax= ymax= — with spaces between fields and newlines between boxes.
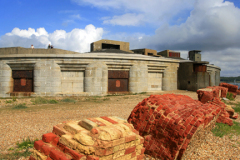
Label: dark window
xmin=148 ymin=53 xmax=154 ymax=55
xmin=102 ymin=43 xmax=120 ymax=50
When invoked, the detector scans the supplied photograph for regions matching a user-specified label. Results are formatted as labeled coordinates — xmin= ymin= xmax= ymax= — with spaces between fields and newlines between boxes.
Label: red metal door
xmin=14 ymin=79 xmax=33 ymax=92
xmin=108 ymin=70 xmax=129 ymax=92
xmin=108 ymin=79 xmax=128 ymax=92
xmin=12 ymin=70 xmax=33 ymax=92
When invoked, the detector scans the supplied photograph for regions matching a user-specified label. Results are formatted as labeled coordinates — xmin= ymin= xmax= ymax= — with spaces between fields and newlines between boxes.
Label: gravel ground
xmin=0 ymin=90 xmax=239 ymax=159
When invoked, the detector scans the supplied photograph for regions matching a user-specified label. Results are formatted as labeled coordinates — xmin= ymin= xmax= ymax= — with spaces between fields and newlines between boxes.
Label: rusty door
xmin=12 ymin=70 xmax=33 ymax=92
xmin=108 ymin=70 xmax=129 ymax=92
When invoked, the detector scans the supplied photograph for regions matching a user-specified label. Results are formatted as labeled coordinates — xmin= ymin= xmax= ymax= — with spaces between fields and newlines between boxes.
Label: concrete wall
xmin=132 ymin=49 xmax=157 ymax=56
xmin=129 ymin=64 xmax=148 ymax=93
xmin=162 ymin=63 xmax=179 ymax=91
xmin=148 ymin=72 xmax=162 ymax=91
xmin=91 ymin=39 xmax=132 ymax=53
xmin=34 ymin=60 xmax=61 ymax=96
xmin=207 ymin=64 xmax=221 ymax=86
xmin=61 ymin=71 xmax=84 ymax=93
xmin=0 ymin=62 xmax=12 ymax=97
xmin=84 ymin=62 xmax=108 ymax=95
xmin=196 ymin=72 xmax=209 ymax=90
xmin=0 ymin=47 xmax=79 ymax=55
xmin=178 ymin=63 xmax=209 ymax=91
xmin=0 ymin=47 xmax=182 ymax=97
xmin=157 ymin=50 xmax=168 ymax=57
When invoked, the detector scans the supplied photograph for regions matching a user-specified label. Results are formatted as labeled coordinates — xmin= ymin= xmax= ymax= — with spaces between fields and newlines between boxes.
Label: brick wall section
xmin=220 ymin=83 xmax=239 ymax=98
xmin=197 ymin=86 xmax=238 ymax=120
xmin=29 ymin=116 xmax=145 ymax=160
xmin=127 ymin=94 xmax=233 ymax=160
xmin=197 ymin=86 xmax=228 ymax=103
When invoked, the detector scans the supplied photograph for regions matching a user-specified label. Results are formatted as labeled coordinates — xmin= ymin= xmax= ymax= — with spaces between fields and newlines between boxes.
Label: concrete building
xmin=90 ymin=39 xmax=133 ymax=53
xmin=188 ymin=50 xmax=201 ymax=61
xmin=157 ymin=50 xmax=181 ymax=58
xmin=0 ymin=45 xmax=179 ymax=97
xmin=158 ymin=49 xmax=221 ymax=91
xmin=131 ymin=48 xmax=158 ymax=56
xmin=0 ymin=40 xmax=222 ymax=97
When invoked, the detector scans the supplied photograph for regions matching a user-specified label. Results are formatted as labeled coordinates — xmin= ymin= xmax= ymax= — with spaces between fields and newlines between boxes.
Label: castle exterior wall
xmin=0 ymin=47 xmax=182 ymax=97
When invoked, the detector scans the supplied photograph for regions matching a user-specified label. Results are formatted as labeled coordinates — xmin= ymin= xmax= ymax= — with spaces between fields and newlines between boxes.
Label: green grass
xmin=5 ymin=100 xmax=12 ymax=104
xmin=12 ymin=103 xmax=27 ymax=109
xmin=31 ymin=97 xmax=59 ymax=105
xmin=0 ymin=138 xmax=37 ymax=159
xmin=61 ymin=98 xmax=76 ymax=103
xmin=233 ymin=103 xmax=240 ymax=113
xmin=48 ymin=99 xmax=58 ymax=104
xmin=226 ymin=92 xmax=235 ymax=100
xmin=211 ymin=121 xmax=240 ymax=137
xmin=31 ymin=97 xmax=48 ymax=104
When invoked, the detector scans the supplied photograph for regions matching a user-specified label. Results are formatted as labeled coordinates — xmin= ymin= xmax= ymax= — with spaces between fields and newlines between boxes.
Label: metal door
xmin=108 ymin=70 xmax=129 ymax=92
xmin=12 ymin=70 xmax=33 ymax=92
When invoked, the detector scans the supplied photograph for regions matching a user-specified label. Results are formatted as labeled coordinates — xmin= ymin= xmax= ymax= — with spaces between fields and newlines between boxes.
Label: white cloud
xmin=100 ymin=0 xmax=240 ymax=76
xmin=72 ymin=0 xmax=195 ymax=26
xmin=0 ymin=24 xmax=103 ymax=53
xmin=103 ymin=13 xmax=144 ymax=26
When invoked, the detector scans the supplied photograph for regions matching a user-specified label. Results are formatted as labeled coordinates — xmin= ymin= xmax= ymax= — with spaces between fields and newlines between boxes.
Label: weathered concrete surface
xmin=0 ymin=61 xmax=12 ymax=97
xmin=34 ymin=60 xmax=61 ymax=96
xmin=30 ymin=116 xmax=145 ymax=160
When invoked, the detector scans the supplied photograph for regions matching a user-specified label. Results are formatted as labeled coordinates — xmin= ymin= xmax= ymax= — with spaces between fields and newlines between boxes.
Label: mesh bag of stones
xmin=29 ymin=116 xmax=145 ymax=160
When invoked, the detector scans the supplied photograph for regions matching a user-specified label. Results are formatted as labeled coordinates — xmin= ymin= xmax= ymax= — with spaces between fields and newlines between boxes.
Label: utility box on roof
xmin=157 ymin=50 xmax=180 ymax=58
xmin=90 ymin=39 xmax=133 ymax=53
xmin=189 ymin=50 xmax=201 ymax=61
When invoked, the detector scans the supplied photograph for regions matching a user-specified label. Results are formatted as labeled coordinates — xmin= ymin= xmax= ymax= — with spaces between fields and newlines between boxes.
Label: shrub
xmin=31 ymin=97 xmax=48 ymax=104
xmin=12 ymin=96 xmax=17 ymax=102
xmin=48 ymin=99 xmax=58 ymax=104
xmin=5 ymin=100 xmax=12 ymax=103
xmin=226 ymin=92 xmax=235 ymax=100
xmin=13 ymin=104 xmax=27 ymax=109
xmin=1 ymin=138 xmax=38 ymax=159
xmin=61 ymin=98 xmax=76 ymax=103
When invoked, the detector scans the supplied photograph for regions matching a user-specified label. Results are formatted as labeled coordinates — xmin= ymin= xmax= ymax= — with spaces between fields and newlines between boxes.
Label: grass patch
xmin=211 ymin=121 xmax=240 ymax=137
xmin=5 ymin=100 xmax=12 ymax=104
xmin=61 ymin=98 xmax=76 ymax=103
xmin=12 ymin=103 xmax=27 ymax=109
xmin=84 ymin=96 xmax=106 ymax=103
xmin=233 ymin=103 xmax=240 ymax=113
xmin=48 ymin=99 xmax=58 ymax=104
xmin=226 ymin=92 xmax=235 ymax=100
xmin=31 ymin=97 xmax=48 ymax=104
xmin=31 ymin=97 xmax=59 ymax=105
xmin=0 ymin=138 xmax=37 ymax=159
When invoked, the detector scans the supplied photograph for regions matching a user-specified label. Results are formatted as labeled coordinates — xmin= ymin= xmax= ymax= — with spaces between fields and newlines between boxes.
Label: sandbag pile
xmin=127 ymin=94 xmax=232 ymax=160
xmin=220 ymin=82 xmax=239 ymax=98
xmin=197 ymin=86 xmax=228 ymax=103
xmin=29 ymin=116 xmax=145 ymax=160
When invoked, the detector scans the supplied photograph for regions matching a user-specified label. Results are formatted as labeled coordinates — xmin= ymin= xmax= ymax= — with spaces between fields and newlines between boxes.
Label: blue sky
xmin=0 ymin=0 xmax=240 ymax=77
